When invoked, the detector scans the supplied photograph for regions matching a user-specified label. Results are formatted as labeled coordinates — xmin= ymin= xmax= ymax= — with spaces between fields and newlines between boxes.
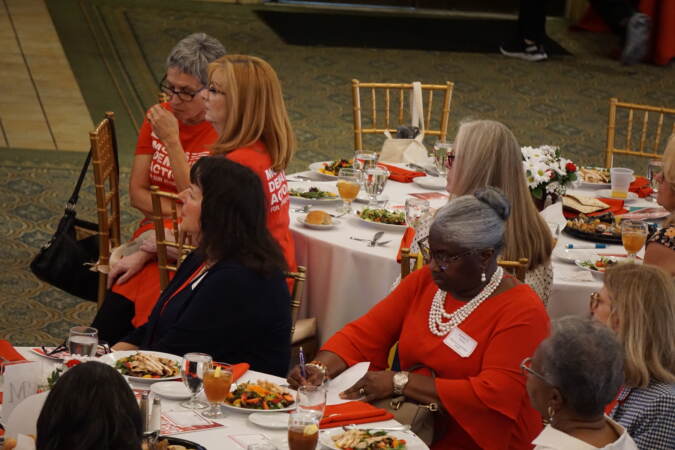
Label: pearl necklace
xmin=428 ymin=267 xmax=504 ymax=336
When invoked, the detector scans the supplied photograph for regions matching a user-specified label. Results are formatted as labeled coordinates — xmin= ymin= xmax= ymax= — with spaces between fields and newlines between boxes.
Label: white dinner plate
xmin=150 ymin=381 xmax=192 ymax=400
xmin=288 ymin=181 xmax=341 ymax=205
xmin=248 ymin=412 xmax=291 ymax=429
xmin=412 ymin=176 xmax=446 ymax=190
xmin=319 ymin=428 xmax=427 ymax=450
xmin=223 ymin=399 xmax=296 ymax=414
xmin=355 ymin=192 xmax=389 ymax=204
xmin=308 ymin=161 xmax=340 ymax=179
xmin=354 ymin=215 xmax=407 ymax=232
xmin=296 ymin=215 xmax=341 ymax=230
xmin=552 ymin=248 xmax=598 ymax=264
xmin=574 ymin=256 xmax=622 ymax=280
xmin=99 ymin=350 xmax=183 ymax=383
xmin=595 ymin=189 xmax=638 ymax=203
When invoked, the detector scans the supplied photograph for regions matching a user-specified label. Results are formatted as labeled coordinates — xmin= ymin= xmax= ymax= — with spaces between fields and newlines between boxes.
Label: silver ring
xmin=359 ymin=387 xmax=366 ymax=396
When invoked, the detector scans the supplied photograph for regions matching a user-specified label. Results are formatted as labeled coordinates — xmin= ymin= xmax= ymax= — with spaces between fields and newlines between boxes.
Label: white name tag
xmin=443 ymin=327 xmax=477 ymax=358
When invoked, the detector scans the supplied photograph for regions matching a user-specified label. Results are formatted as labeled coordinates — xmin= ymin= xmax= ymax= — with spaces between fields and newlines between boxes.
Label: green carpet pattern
xmin=2 ymin=0 xmax=673 ymax=345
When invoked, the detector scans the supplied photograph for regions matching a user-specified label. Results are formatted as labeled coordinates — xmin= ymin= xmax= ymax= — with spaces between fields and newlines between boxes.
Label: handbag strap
xmin=66 ymin=148 xmax=93 ymax=212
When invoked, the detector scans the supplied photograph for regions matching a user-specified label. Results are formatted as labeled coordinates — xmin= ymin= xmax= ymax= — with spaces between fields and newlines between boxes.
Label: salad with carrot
xmin=226 ymin=380 xmax=295 ymax=410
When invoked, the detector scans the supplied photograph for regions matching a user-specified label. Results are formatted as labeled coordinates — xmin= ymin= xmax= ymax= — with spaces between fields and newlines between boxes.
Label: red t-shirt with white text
xmin=135 ymin=103 xmax=218 ymax=193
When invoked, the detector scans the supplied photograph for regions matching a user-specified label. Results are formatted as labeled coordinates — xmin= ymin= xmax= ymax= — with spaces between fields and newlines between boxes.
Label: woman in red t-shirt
xmin=201 ymin=55 xmax=296 ymax=271
xmin=92 ymin=33 xmax=225 ymax=344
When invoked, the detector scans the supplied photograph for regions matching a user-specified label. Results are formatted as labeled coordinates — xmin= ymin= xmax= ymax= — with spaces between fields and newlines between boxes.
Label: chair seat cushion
xmin=292 ymin=317 xmax=317 ymax=344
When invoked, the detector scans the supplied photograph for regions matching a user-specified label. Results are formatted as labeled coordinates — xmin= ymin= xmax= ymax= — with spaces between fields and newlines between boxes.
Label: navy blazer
xmin=123 ymin=252 xmax=292 ymax=377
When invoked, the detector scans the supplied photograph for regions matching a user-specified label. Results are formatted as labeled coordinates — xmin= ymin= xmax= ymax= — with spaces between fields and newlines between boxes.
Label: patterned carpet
xmin=3 ymin=0 xmax=673 ymax=345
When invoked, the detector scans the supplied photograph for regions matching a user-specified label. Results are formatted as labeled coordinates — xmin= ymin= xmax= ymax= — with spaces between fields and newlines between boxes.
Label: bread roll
xmin=305 ymin=210 xmax=332 ymax=225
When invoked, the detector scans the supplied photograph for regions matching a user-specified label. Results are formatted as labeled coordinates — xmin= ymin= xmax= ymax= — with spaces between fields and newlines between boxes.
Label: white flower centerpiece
xmin=522 ymin=145 xmax=577 ymax=209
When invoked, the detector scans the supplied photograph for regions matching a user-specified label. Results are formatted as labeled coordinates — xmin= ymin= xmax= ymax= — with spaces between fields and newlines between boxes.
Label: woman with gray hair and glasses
xmin=92 ymin=33 xmax=226 ymax=345
xmin=524 ymin=316 xmax=638 ymax=449
xmin=288 ymin=187 xmax=549 ymax=449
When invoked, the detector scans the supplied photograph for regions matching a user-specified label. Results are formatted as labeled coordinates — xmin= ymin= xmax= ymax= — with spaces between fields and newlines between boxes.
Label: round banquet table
xmin=3 ymin=348 xmax=419 ymax=449
xmin=288 ymin=170 xmax=658 ymax=343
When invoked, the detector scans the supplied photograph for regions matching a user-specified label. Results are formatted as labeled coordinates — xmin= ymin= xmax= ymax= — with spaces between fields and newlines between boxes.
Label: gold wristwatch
xmin=393 ymin=371 xmax=409 ymax=395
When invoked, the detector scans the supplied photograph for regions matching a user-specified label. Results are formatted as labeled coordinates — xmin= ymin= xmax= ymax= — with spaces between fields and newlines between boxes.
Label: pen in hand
xmin=299 ymin=346 xmax=307 ymax=380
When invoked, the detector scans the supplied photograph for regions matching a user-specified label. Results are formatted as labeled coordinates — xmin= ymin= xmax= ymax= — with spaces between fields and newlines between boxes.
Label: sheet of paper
xmin=228 ymin=434 xmax=275 ymax=449
xmin=1 ymin=361 xmax=39 ymax=422
xmin=326 ymin=361 xmax=370 ymax=405
xmin=15 ymin=434 xmax=36 ymax=450
xmin=161 ymin=410 xmax=225 ymax=435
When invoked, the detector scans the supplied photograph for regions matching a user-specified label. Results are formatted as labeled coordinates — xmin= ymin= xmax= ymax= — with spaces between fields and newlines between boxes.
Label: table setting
xmin=0 ymin=332 xmax=428 ymax=450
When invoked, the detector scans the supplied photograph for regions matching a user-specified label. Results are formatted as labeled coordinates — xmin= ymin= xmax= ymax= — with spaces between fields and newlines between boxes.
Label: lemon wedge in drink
xmin=214 ymin=365 xmax=221 ymax=377
xmin=303 ymin=424 xmax=319 ymax=435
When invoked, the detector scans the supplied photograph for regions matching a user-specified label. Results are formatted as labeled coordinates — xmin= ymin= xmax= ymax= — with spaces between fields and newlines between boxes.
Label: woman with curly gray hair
xmin=524 ymin=316 xmax=638 ymax=449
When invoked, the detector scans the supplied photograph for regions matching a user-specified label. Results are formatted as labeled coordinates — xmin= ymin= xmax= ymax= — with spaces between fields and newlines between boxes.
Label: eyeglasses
xmin=520 ymin=357 xmax=550 ymax=384
xmin=430 ymin=247 xmax=479 ymax=271
xmin=159 ymin=76 xmax=204 ymax=102
xmin=206 ymin=84 xmax=227 ymax=97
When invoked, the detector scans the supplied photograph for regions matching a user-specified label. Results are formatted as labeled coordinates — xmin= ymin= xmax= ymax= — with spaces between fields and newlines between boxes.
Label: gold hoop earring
xmin=543 ymin=405 xmax=556 ymax=425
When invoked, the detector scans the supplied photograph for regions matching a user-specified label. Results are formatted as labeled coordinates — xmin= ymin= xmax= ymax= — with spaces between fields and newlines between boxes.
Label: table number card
xmin=1 ymin=360 xmax=39 ymax=422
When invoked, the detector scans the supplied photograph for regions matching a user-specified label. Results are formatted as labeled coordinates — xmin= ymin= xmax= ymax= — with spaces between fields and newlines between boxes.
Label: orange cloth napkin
xmin=396 ymin=227 xmax=416 ymax=263
xmin=377 ymin=163 xmax=425 ymax=183
xmin=320 ymin=401 xmax=394 ymax=429
xmin=630 ymin=176 xmax=654 ymax=198
xmin=213 ymin=362 xmax=250 ymax=381
xmin=0 ymin=340 xmax=26 ymax=362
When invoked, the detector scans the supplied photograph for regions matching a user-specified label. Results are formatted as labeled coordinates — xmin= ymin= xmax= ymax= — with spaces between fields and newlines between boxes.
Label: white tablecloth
xmin=4 ymin=349 xmax=417 ymax=449
xmin=288 ymin=172 xmax=657 ymax=342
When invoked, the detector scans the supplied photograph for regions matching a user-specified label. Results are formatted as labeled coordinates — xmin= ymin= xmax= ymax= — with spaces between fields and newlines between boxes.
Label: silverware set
xmin=350 ymin=231 xmax=389 ymax=247
xmin=294 ymin=205 xmax=347 ymax=218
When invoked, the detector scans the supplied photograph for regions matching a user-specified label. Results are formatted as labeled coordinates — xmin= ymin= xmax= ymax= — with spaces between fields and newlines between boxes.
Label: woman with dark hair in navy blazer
xmin=112 ymin=156 xmax=291 ymax=377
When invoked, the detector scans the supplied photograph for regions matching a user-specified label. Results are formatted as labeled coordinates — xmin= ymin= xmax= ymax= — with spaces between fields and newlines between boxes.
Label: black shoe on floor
xmin=621 ymin=13 xmax=651 ymax=65
xmin=500 ymin=39 xmax=548 ymax=62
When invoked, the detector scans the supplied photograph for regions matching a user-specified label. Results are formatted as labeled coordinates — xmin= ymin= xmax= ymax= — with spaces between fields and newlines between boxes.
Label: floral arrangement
xmin=522 ymin=145 xmax=577 ymax=200
xmin=46 ymin=358 xmax=84 ymax=389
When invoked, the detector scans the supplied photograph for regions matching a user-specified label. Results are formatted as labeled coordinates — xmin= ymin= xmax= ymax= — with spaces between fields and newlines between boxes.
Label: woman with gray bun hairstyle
xmin=524 ymin=316 xmax=638 ymax=449
xmin=92 ymin=33 xmax=226 ymax=345
xmin=288 ymin=187 xmax=550 ymax=449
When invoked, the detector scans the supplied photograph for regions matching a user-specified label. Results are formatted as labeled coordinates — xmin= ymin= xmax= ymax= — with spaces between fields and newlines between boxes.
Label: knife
xmin=369 ymin=231 xmax=384 ymax=247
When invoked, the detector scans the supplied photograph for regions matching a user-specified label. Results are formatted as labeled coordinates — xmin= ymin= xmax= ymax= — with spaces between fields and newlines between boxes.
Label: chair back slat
xmin=497 ymin=258 xmax=529 ymax=282
xmin=400 ymin=248 xmax=419 ymax=279
xmin=352 ymin=80 xmax=454 ymax=152
xmin=287 ymin=266 xmax=307 ymax=343
xmin=89 ymin=112 xmax=120 ymax=308
xmin=604 ymin=98 xmax=675 ymax=167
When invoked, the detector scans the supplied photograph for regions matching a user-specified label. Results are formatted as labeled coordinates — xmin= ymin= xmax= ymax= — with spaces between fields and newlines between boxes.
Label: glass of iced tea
xmin=621 ymin=219 xmax=648 ymax=261
xmin=288 ymin=411 xmax=320 ymax=450
xmin=337 ymin=168 xmax=361 ymax=214
xmin=202 ymin=364 xmax=233 ymax=418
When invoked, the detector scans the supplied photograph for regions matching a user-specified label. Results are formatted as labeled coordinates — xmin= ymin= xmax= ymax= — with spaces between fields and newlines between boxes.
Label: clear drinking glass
xmin=297 ymin=384 xmax=327 ymax=421
xmin=67 ymin=326 xmax=98 ymax=356
xmin=647 ymin=159 xmax=664 ymax=197
xmin=337 ymin=168 xmax=362 ymax=214
xmin=180 ymin=353 xmax=212 ymax=409
xmin=287 ymin=411 xmax=320 ymax=450
xmin=353 ymin=151 xmax=378 ymax=173
xmin=405 ymin=198 xmax=430 ymax=229
xmin=202 ymin=365 xmax=233 ymax=418
xmin=621 ymin=219 xmax=648 ymax=261
xmin=364 ymin=166 xmax=389 ymax=208
xmin=433 ymin=140 xmax=453 ymax=177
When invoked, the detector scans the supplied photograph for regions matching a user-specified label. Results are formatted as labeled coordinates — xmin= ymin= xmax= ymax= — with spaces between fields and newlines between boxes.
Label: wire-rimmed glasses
xmin=159 ymin=75 xmax=205 ymax=102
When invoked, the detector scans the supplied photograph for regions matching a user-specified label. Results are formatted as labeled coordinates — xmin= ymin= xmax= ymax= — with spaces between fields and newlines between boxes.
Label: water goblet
xmin=287 ymin=410 xmax=320 ymax=450
xmin=202 ymin=365 xmax=233 ymax=418
xmin=296 ymin=384 xmax=327 ymax=421
xmin=405 ymin=198 xmax=430 ymax=229
xmin=433 ymin=140 xmax=453 ymax=177
xmin=337 ymin=168 xmax=361 ymax=214
xmin=67 ymin=326 xmax=98 ymax=357
xmin=647 ymin=159 xmax=664 ymax=198
xmin=353 ymin=151 xmax=378 ymax=173
xmin=180 ymin=352 xmax=212 ymax=409
xmin=364 ymin=166 xmax=389 ymax=208
xmin=621 ymin=219 xmax=648 ymax=261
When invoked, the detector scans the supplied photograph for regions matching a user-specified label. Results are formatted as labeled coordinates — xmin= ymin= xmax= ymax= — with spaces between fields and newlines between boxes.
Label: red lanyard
xmin=160 ymin=263 xmax=207 ymax=315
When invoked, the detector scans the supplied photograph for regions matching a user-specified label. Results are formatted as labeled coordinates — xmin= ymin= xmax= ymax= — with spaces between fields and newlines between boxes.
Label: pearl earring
xmin=481 ymin=272 xmax=486 ymax=282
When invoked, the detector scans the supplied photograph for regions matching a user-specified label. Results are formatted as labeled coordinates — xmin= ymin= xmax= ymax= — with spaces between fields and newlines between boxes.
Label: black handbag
xmin=30 ymin=150 xmax=100 ymax=302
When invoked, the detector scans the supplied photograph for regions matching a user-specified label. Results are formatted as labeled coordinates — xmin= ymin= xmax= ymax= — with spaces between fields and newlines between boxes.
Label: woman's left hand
xmin=147 ymin=104 xmax=180 ymax=145
xmin=340 ymin=370 xmax=394 ymax=402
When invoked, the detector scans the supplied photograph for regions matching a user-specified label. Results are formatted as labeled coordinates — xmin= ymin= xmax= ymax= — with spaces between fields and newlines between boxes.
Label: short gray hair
xmin=430 ymin=187 xmax=510 ymax=250
xmin=166 ymin=33 xmax=226 ymax=85
xmin=540 ymin=316 xmax=624 ymax=417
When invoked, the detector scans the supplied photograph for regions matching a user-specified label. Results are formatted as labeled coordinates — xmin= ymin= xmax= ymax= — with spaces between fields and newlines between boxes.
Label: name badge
xmin=443 ymin=327 xmax=477 ymax=358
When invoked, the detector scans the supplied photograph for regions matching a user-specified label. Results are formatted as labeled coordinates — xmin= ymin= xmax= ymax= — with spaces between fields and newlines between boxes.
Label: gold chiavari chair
xmin=149 ymin=186 xmax=196 ymax=291
xmin=497 ymin=258 xmax=529 ymax=283
xmin=400 ymin=248 xmax=419 ymax=280
xmin=90 ymin=112 xmax=121 ymax=308
xmin=604 ymin=97 xmax=675 ymax=167
xmin=351 ymin=79 xmax=454 ymax=152
xmin=287 ymin=267 xmax=318 ymax=359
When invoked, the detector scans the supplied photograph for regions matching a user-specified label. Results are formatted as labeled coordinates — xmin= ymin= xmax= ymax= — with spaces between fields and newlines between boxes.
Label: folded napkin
xmin=630 ymin=176 xmax=654 ymax=198
xmin=320 ymin=401 xmax=394 ymax=429
xmin=213 ymin=362 xmax=249 ymax=381
xmin=396 ymin=227 xmax=416 ymax=263
xmin=0 ymin=339 xmax=27 ymax=362
xmin=377 ymin=163 xmax=425 ymax=183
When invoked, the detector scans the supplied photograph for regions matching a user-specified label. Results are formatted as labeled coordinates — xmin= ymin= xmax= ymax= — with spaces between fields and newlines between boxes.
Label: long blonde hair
xmin=448 ymin=120 xmax=553 ymax=268
xmin=661 ymin=133 xmax=675 ymax=226
xmin=604 ymin=263 xmax=675 ymax=388
xmin=208 ymin=55 xmax=295 ymax=171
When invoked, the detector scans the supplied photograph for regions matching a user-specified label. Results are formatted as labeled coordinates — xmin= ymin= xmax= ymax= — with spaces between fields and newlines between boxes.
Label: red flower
xmin=65 ymin=359 xmax=82 ymax=368
xmin=566 ymin=162 xmax=577 ymax=172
